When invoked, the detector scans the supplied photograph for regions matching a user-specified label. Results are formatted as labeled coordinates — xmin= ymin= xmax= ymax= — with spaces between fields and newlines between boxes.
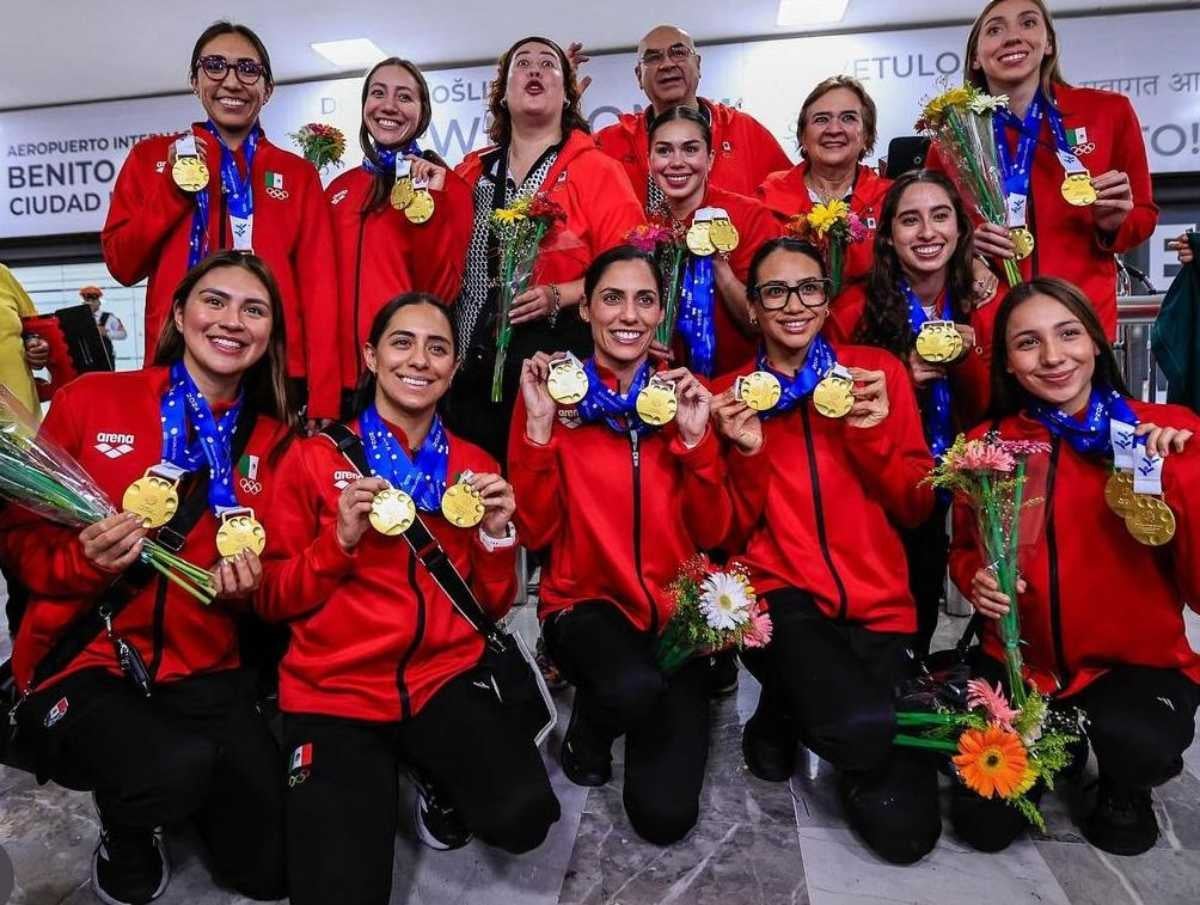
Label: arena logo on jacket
xmin=94 ymin=431 xmax=136 ymax=459
xmin=332 ymin=469 xmax=360 ymax=491
xmin=331 ymin=189 xmax=349 ymax=206
xmin=557 ymin=407 xmax=582 ymax=429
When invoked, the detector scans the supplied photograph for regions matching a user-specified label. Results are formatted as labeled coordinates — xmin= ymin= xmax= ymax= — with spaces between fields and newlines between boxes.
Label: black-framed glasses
xmin=639 ymin=44 xmax=695 ymax=67
xmin=751 ymin=279 xmax=832 ymax=310
xmin=196 ymin=54 xmax=267 ymax=86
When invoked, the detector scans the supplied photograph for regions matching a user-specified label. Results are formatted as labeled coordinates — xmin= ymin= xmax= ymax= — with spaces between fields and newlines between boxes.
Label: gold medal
xmin=369 ymin=487 xmax=416 ymax=536
xmin=441 ymin=475 xmax=485 ymax=529
xmin=635 ymin=378 xmax=677 ymax=426
xmin=812 ymin=373 xmax=854 ymax=419
xmin=1104 ymin=470 xmax=1135 ymax=516
xmin=391 ymin=176 xmax=415 ymax=210
xmin=686 ymin=221 xmax=715 ymax=256
xmin=1009 ymin=226 xmax=1035 ymax=261
xmin=547 ymin=355 xmax=589 ymax=405
xmin=1124 ymin=494 xmax=1176 ymax=546
xmin=171 ymin=156 xmax=209 ymax=193
xmin=215 ymin=508 xmax=267 ymax=558
xmin=736 ymin=371 xmax=782 ymax=413
xmin=1060 ymin=172 xmax=1097 ymax=206
xmin=405 ymin=189 xmax=435 ymax=224
xmin=914 ymin=321 xmax=964 ymax=364
xmin=123 ymin=470 xmax=181 ymax=528
xmin=708 ymin=219 xmax=740 ymax=254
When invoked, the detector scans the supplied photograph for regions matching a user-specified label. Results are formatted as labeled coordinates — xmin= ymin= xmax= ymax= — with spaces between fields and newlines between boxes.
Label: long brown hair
xmin=796 ymin=75 xmax=878 ymax=160
xmin=486 ymin=36 xmax=589 ymax=145
xmin=856 ymin=171 xmax=976 ymax=357
xmin=987 ymin=277 xmax=1128 ymax=418
xmin=964 ymin=0 xmax=1068 ymax=96
xmin=153 ymin=251 xmax=300 ymax=439
xmin=359 ymin=57 xmax=436 ymax=213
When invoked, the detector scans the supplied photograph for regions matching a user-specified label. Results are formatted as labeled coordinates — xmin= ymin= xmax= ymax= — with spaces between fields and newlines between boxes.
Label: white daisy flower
xmin=698 ymin=572 xmax=753 ymax=631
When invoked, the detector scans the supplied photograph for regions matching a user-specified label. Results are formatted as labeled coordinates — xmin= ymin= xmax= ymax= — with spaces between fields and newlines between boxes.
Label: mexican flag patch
xmin=1066 ymin=126 xmax=1088 ymax=148
xmin=290 ymin=743 xmax=313 ymax=772
xmin=265 ymin=171 xmax=284 ymax=190
xmin=238 ymin=454 xmax=260 ymax=480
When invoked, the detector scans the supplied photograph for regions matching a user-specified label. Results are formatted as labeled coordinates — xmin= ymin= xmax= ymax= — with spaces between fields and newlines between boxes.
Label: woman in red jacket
xmin=851 ymin=171 xmax=999 ymax=652
xmin=325 ymin=57 xmax=472 ymax=407
xmin=102 ymin=21 xmax=342 ymax=421
xmin=941 ymin=0 xmax=1157 ymax=339
xmin=756 ymin=76 xmax=890 ymax=292
xmin=447 ymin=35 xmax=643 ymax=462
xmin=951 ymin=277 xmax=1200 ymax=856
xmin=259 ymin=294 xmax=558 ymax=905
xmin=1 ymin=251 xmax=296 ymax=905
xmin=711 ymin=236 xmax=941 ymax=865
xmin=509 ymin=245 xmax=731 ymax=845
xmin=647 ymin=105 xmax=782 ymax=377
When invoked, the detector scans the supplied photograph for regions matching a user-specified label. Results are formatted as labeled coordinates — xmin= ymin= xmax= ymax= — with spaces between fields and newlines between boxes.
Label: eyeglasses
xmin=639 ymin=44 xmax=695 ymax=68
xmin=196 ymin=54 xmax=267 ymax=86
xmin=751 ymin=279 xmax=832 ymax=310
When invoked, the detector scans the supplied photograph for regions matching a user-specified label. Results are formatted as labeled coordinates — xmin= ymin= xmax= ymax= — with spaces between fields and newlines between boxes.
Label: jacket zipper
xmin=800 ymin=405 xmax=850 ymax=620
xmin=1045 ymin=437 xmax=1068 ymax=687
xmin=219 ymin=193 xmax=228 ymax=249
xmin=352 ymin=215 xmax=368 ymax=381
xmin=395 ymin=553 xmax=427 ymax=719
xmin=629 ymin=430 xmax=659 ymax=635
xmin=147 ymin=576 xmax=168 ymax=681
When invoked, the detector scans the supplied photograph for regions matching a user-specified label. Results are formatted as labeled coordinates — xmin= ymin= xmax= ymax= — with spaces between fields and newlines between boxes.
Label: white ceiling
xmin=1 ymin=0 xmax=1177 ymax=110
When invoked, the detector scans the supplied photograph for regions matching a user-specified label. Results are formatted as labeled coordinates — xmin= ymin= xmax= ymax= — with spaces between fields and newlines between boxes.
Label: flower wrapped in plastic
xmin=289 ymin=122 xmax=347 ymax=174
xmin=786 ymin=200 xmax=869 ymax=296
xmin=656 ymin=555 xmax=772 ymax=674
xmin=626 ymin=222 xmax=687 ymax=347
xmin=0 ymin=387 xmax=215 ymax=603
xmin=916 ymin=84 xmax=1021 ymax=286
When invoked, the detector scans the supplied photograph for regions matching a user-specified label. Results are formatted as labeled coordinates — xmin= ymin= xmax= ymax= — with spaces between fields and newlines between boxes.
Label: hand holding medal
xmin=842 ymin=367 xmax=890 ymax=429
xmin=1089 ymin=170 xmax=1135 ymax=234
xmin=336 ymin=476 xmax=391 ymax=551
xmin=711 ymin=387 xmax=764 ymax=455
xmin=520 ymin=353 xmax=560 ymax=446
xmin=654 ymin=367 xmax=711 ymax=446
xmin=170 ymin=133 xmax=209 ymax=193
xmin=460 ymin=472 xmax=516 ymax=540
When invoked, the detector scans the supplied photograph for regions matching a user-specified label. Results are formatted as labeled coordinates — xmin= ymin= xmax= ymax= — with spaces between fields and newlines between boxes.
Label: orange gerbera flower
xmin=953 ymin=725 xmax=1028 ymax=798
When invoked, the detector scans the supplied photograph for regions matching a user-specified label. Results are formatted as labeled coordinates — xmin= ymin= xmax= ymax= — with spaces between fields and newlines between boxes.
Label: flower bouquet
xmin=656 ymin=555 xmax=772 ymax=674
xmin=787 ymin=200 xmax=868 ymax=296
xmin=627 ymin=222 xmax=686 ymax=347
xmin=289 ymin=123 xmax=347 ymax=174
xmin=916 ymin=84 xmax=1020 ymax=286
xmin=489 ymin=192 xmax=567 ymax=402
xmin=0 ymin=388 xmax=215 ymax=603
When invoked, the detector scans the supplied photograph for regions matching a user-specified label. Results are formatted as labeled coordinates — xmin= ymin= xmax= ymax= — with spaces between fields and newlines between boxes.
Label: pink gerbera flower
xmin=742 ymin=610 xmax=773 ymax=648
xmin=966 ymin=678 xmax=1020 ymax=732
xmin=953 ymin=439 xmax=1015 ymax=474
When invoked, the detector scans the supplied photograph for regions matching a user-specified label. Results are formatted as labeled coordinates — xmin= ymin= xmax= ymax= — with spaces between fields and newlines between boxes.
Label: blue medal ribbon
xmin=1027 ymin=386 xmax=1139 ymax=456
xmin=576 ymin=359 xmax=656 ymax=434
xmin=160 ymin=360 xmax=244 ymax=511
xmin=361 ymin=140 xmax=421 ymax=175
xmin=756 ymin=335 xmax=838 ymax=420
xmin=900 ymin=280 xmax=955 ymax=458
xmin=187 ymin=120 xmax=261 ymax=269
xmin=1043 ymin=100 xmax=1080 ymax=161
xmin=358 ymin=403 xmax=449 ymax=512
xmin=993 ymin=91 xmax=1044 ymax=218
xmin=677 ymin=254 xmax=717 ymax=377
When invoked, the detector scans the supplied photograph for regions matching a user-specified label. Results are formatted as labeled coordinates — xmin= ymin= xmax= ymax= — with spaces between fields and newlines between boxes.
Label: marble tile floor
xmin=2 ymin=606 xmax=1198 ymax=905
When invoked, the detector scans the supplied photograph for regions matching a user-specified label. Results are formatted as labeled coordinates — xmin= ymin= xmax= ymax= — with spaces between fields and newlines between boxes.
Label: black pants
xmin=543 ymin=600 xmax=710 ymax=846
xmin=742 ymin=588 xmax=941 ymax=864
xmin=16 ymin=667 xmax=285 ymax=899
xmin=953 ymin=659 xmax=1200 ymax=851
xmin=283 ymin=663 xmax=560 ymax=905
xmin=902 ymin=497 xmax=950 ymax=656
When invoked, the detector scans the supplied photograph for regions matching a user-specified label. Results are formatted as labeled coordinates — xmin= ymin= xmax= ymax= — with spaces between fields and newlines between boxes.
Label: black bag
xmin=1 ymin=409 xmax=258 ymax=771
xmin=323 ymin=424 xmax=556 ymax=745
xmin=896 ymin=614 xmax=983 ymax=712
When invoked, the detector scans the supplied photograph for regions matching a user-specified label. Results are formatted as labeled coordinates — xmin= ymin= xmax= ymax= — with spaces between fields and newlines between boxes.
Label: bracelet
xmin=547 ymin=283 xmax=561 ymax=328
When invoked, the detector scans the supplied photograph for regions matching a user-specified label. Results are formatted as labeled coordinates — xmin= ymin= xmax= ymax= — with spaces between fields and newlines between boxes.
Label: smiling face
xmin=174 ymin=265 xmax=273 ymax=388
xmin=580 ymin=258 xmax=663 ymax=372
xmin=504 ymin=41 xmax=566 ymax=124
xmin=752 ymin=247 xmax=830 ymax=360
xmin=889 ymin=181 xmax=961 ymax=281
xmin=972 ymin=0 xmax=1053 ymax=91
xmin=192 ymin=32 xmax=272 ymax=139
xmin=1005 ymin=293 xmax=1099 ymax=413
xmin=800 ymin=86 xmax=866 ymax=171
xmin=649 ymin=117 xmax=712 ymax=209
xmin=363 ymin=63 xmax=424 ymax=148
xmin=364 ymin=302 xmax=455 ymax=419
xmin=636 ymin=25 xmax=701 ymax=111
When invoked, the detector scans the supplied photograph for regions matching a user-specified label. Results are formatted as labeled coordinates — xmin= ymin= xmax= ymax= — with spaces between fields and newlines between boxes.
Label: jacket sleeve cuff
xmin=518 ymin=433 xmax=558 ymax=472
xmin=472 ymin=530 xmax=518 ymax=579
xmin=478 ymin=523 xmax=517 ymax=551
xmin=729 ymin=440 xmax=770 ymax=493
xmin=310 ymin=529 xmax=357 ymax=576
xmin=845 ymin=419 xmax=896 ymax=470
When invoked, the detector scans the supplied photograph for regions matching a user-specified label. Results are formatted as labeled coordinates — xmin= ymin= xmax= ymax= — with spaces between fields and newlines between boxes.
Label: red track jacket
xmin=102 ymin=126 xmax=342 ymax=418
xmin=325 ymin=165 xmax=472 ymax=390
xmin=258 ymin=425 xmax=516 ymax=722
xmin=455 ymin=130 xmax=643 ymax=288
xmin=928 ymin=84 xmax=1158 ymax=340
xmin=949 ymin=401 xmax=1200 ymax=698
xmin=0 ymin=367 xmax=289 ymax=693
xmin=508 ymin=368 xmax=732 ymax=635
xmin=756 ymin=162 xmax=892 ymax=291
xmin=596 ymin=100 xmax=792 ymax=208
xmin=717 ymin=344 xmax=934 ymax=633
